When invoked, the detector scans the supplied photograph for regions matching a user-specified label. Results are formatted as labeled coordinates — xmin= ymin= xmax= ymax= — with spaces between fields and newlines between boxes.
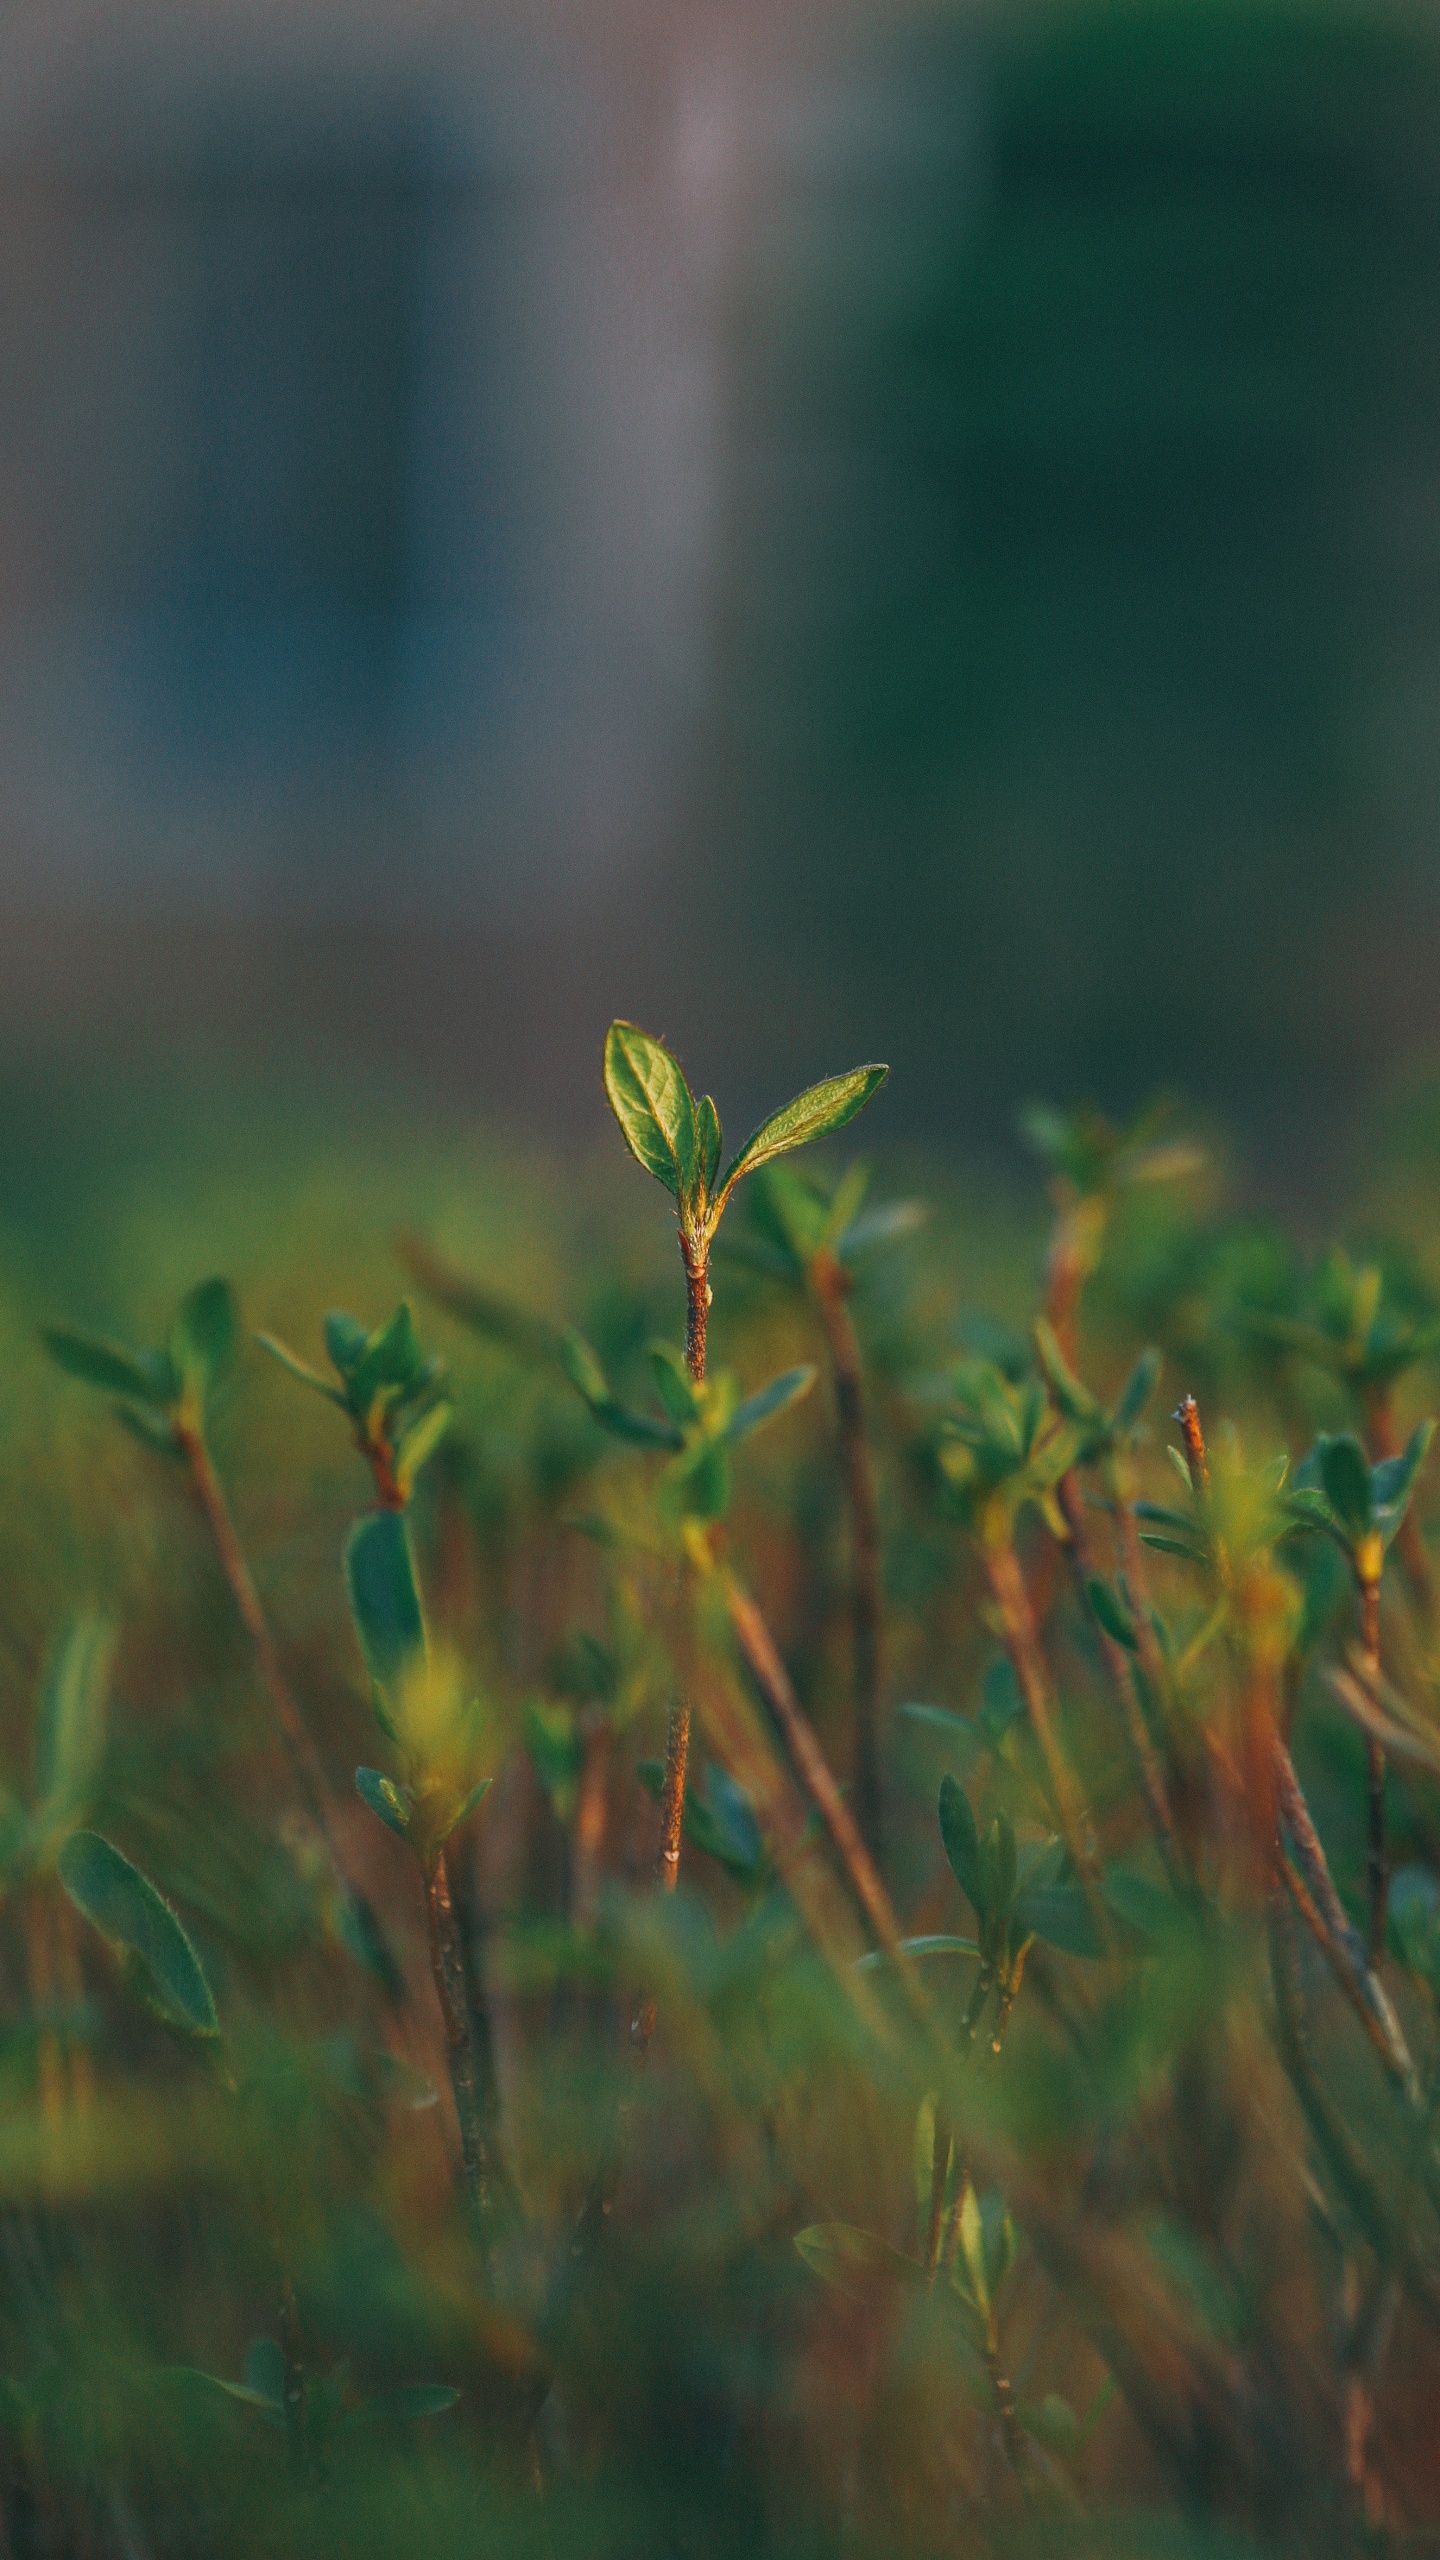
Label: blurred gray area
xmin=2 ymin=0 xmax=1440 ymax=1160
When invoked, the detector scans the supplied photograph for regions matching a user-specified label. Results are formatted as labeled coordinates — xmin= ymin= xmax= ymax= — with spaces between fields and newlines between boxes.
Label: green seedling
xmin=44 ymin=1281 xmax=404 ymax=2005
xmin=258 ymin=1302 xmax=451 ymax=1510
xmin=344 ymin=1510 xmax=500 ymax=2241
xmin=603 ymin=1020 xmax=887 ymax=1382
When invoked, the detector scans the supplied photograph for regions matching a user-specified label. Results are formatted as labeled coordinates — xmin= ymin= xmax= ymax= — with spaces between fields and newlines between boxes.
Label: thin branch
xmin=811 ymin=1248 xmax=884 ymax=1861
xmin=1057 ymin=1470 xmax=1181 ymax=1882
xmin=1273 ymin=1739 xmax=1417 ymax=2107
xmin=982 ymin=1540 xmax=1104 ymax=1923
xmin=722 ymin=1570 xmax=913 ymax=1985
xmin=424 ymin=1849 xmax=496 ymax=2251
xmin=177 ymin=1422 xmax=405 ymax=2007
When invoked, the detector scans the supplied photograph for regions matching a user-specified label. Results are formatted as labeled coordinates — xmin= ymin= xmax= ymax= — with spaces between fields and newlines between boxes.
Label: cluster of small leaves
xmin=932 ymin=1358 xmax=1081 ymax=1545
xmin=43 ymin=1276 xmax=237 ymax=1448
xmin=259 ymin=1302 xmax=450 ymax=1507
xmin=560 ymin=1331 xmax=816 ymax=1524
xmin=719 ymin=1159 xmax=925 ymax=1285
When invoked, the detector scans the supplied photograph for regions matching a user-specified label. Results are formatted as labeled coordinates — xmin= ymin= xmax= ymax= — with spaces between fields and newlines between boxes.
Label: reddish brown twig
xmin=176 ymin=1421 xmax=405 ymax=2006
xmin=810 ymin=1248 xmax=885 ymax=1860
xmin=1058 ymin=1471 xmax=1181 ymax=1879
xmin=424 ymin=1848 xmax=495 ymax=2244
xmin=722 ymin=1571 xmax=908 ymax=1972
xmin=982 ymin=1540 xmax=1102 ymax=1917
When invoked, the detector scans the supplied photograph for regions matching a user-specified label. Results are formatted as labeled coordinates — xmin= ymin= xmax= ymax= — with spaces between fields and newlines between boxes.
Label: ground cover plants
xmin=8 ymin=1038 xmax=1440 ymax=2554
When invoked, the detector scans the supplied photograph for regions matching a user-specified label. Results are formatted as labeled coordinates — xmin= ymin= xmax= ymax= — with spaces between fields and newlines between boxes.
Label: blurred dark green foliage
xmin=3 ymin=1048 xmax=1440 ymax=2551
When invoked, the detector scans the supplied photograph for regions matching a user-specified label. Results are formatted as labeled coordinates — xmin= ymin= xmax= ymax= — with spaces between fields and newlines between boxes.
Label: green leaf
xmin=794 ymin=2224 xmax=925 ymax=2300
xmin=324 ymin=1312 xmax=371 ymax=1379
xmin=838 ymin=1197 xmax=926 ymax=1261
xmin=255 ymin=1333 xmax=347 ymax=1405
xmin=33 ymin=1613 xmax=114 ymax=1840
xmin=1317 ymin=1433 xmax=1373 ymax=1540
xmin=338 ymin=2383 xmax=460 ymax=2431
xmin=1112 ymin=1348 xmax=1162 ymax=1437
xmin=243 ymin=2339 xmax=287 ymax=2408
xmin=348 ymin=1304 xmax=429 ymax=1416
xmin=696 ymin=1095 xmax=723 ymax=1198
xmin=603 ymin=1022 xmax=699 ymax=1203
xmin=956 ymin=2183 xmax=989 ymax=2315
xmin=1374 ymin=1418 xmax=1435 ymax=1547
xmin=446 ymin=1776 xmax=492 ymax=1836
xmin=1011 ymin=1881 xmax=1104 ymax=1959
xmin=1032 ymin=1320 xmax=1100 ymax=1426
xmin=979 ymin=1814 xmax=1017 ymax=1924
xmin=57 ymin=1831 xmax=219 ymax=2039
xmin=345 ymin=1513 xmax=427 ymax=1710
xmin=855 ymin=1933 xmax=980 ymax=1972
xmin=157 ymin=2367 xmax=284 ymax=2422
xmin=715 ymin=1064 xmax=888 ymax=1212
xmin=355 ymin=1767 xmax=413 ymax=1839
xmin=560 ymin=1331 xmax=684 ymax=1449
xmin=724 ymin=1366 xmax=816 ymax=1444
xmin=393 ymin=1401 xmax=453 ymax=1500
xmin=649 ymin=1344 xmax=700 ymax=1426
xmin=41 ymin=1326 xmax=175 ymax=1409
xmin=169 ymin=1279 xmax=237 ymax=1406
xmin=938 ymin=1775 xmax=983 ymax=1916
xmin=1086 ymin=1576 xmax=1137 ymax=1651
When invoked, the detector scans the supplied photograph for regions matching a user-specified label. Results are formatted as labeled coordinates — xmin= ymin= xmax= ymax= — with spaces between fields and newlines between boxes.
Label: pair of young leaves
xmin=43 ymin=1275 xmax=237 ymax=1448
xmin=602 ymin=1020 xmax=887 ymax=1253
xmin=562 ymin=1333 xmax=816 ymax=1523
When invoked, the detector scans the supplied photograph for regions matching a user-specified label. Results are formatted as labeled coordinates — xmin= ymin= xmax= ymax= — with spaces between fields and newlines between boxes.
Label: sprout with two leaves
xmin=602 ymin=1020 xmax=887 ymax=1388
xmin=258 ymin=1302 xmax=451 ymax=1512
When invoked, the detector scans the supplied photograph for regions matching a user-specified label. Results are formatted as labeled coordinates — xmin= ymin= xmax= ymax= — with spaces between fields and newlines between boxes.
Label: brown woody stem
xmin=424 ymin=1849 xmax=493 ymax=2246
xmin=811 ymin=1249 xmax=884 ymax=1861
xmin=1360 ymin=1576 xmax=1387 ymax=1966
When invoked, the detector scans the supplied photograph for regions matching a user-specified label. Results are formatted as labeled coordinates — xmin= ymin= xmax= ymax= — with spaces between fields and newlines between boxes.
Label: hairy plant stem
xmin=424 ymin=1849 xmax=494 ymax=2250
xmin=810 ymin=1248 xmax=884 ymax=1861
xmin=1359 ymin=1575 xmax=1387 ymax=1967
xmin=1057 ymin=1470 xmax=1181 ymax=1881
xmin=177 ymin=1421 xmax=404 ymax=2008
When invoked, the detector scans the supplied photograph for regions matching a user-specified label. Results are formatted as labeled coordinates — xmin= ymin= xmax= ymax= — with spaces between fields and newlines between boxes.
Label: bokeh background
xmin=3 ymin=0 xmax=1440 ymax=1187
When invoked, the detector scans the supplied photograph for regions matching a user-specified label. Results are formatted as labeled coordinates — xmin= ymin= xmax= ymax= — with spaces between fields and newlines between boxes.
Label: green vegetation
xmin=10 ymin=1040 xmax=1440 ymax=2552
